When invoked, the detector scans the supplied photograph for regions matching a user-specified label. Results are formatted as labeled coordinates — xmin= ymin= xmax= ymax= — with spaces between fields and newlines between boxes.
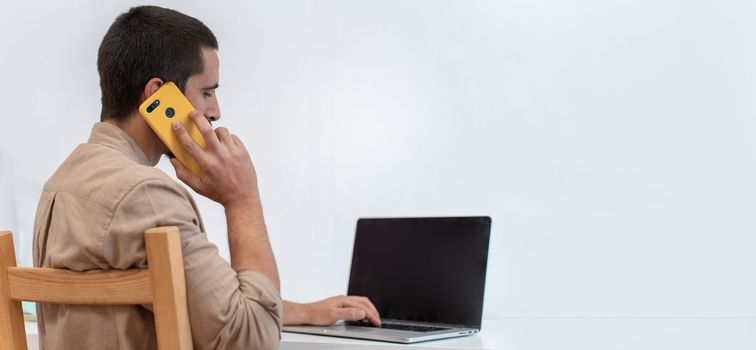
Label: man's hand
xmin=284 ymin=296 xmax=381 ymax=326
xmin=170 ymin=111 xmax=259 ymax=207
xmin=171 ymin=111 xmax=279 ymax=288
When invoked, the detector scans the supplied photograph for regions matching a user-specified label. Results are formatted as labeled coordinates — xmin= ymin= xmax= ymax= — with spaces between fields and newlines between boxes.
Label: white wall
xmin=1 ymin=0 xmax=755 ymax=320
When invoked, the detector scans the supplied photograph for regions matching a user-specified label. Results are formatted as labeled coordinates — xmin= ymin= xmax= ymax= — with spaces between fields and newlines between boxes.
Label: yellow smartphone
xmin=138 ymin=82 xmax=207 ymax=177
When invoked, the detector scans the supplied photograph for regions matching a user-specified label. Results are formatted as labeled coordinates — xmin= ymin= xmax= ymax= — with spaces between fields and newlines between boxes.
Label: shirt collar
xmin=87 ymin=122 xmax=152 ymax=166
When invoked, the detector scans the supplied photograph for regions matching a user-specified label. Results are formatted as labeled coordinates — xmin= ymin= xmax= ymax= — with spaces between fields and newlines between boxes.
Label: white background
xmin=1 ymin=0 xmax=755 ymax=322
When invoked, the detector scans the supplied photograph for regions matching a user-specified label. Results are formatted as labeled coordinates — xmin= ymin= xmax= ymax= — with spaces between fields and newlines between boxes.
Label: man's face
xmin=184 ymin=47 xmax=221 ymax=123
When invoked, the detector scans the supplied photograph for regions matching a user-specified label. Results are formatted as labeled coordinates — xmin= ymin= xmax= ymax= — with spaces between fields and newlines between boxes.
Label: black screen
xmin=347 ymin=217 xmax=491 ymax=328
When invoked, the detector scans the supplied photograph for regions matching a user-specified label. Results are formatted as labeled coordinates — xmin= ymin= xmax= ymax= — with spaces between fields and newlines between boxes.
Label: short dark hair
xmin=97 ymin=6 xmax=218 ymax=121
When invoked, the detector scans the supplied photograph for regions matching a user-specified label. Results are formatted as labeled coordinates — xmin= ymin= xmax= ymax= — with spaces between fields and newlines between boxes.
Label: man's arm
xmin=171 ymin=111 xmax=279 ymax=288
xmin=224 ymin=196 xmax=278 ymax=287
xmin=172 ymin=112 xmax=382 ymax=329
xmin=104 ymin=177 xmax=282 ymax=349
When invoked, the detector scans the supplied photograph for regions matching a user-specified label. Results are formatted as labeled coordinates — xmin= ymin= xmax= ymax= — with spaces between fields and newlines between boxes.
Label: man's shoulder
xmin=44 ymin=143 xmax=189 ymax=209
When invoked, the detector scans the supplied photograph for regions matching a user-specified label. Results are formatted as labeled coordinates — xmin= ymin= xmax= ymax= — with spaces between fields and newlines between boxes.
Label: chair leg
xmin=0 ymin=232 xmax=29 ymax=350
xmin=145 ymin=227 xmax=193 ymax=350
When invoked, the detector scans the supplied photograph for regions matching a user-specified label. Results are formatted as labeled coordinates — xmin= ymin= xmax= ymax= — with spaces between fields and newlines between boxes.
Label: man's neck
xmin=104 ymin=116 xmax=163 ymax=166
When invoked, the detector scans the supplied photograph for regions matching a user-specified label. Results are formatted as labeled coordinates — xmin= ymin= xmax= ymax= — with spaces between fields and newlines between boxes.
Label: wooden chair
xmin=0 ymin=227 xmax=192 ymax=350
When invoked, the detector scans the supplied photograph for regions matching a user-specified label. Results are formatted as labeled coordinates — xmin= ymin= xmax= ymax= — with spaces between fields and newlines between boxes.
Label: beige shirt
xmin=33 ymin=122 xmax=282 ymax=350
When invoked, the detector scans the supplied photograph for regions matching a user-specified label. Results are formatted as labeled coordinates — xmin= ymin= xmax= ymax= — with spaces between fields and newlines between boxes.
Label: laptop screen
xmin=347 ymin=217 xmax=491 ymax=328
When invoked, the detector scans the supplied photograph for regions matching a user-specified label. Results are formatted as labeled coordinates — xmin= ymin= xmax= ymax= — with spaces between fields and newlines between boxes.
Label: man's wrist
xmin=223 ymin=192 xmax=261 ymax=214
xmin=284 ymin=301 xmax=310 ymax=325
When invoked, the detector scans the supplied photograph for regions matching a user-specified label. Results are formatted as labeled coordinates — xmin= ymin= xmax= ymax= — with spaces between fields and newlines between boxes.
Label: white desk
xmin=26 ymin=318 xmax=756 ymax=350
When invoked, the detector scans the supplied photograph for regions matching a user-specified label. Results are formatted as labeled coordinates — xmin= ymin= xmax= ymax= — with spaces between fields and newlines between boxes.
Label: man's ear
xmin=141 ymin=78 xmax=165 ymax=102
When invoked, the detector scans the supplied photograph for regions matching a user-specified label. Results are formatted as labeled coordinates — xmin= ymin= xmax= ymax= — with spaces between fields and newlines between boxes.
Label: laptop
xmin=283 ymin=216 xmax=491 ymax=343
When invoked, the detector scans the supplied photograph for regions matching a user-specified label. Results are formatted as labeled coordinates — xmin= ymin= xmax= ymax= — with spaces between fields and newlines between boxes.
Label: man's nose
xmin=205 ymin=100 xmax=221 ymax=123
xmin=205 ymin=108 xmax=220 ymax=123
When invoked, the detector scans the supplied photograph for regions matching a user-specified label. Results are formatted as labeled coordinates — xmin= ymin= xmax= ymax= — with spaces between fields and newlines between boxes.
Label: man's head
xmin=97 ymin=6 xmax=220 ymax=123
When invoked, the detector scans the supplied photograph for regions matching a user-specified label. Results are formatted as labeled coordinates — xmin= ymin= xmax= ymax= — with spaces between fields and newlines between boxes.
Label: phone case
xmin=138 ymin=82 xmax=207 ymax=177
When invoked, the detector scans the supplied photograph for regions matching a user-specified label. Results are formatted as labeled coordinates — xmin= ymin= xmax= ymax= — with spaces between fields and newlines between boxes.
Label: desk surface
xmin=26 ymin=318 xmax=756 ymax=350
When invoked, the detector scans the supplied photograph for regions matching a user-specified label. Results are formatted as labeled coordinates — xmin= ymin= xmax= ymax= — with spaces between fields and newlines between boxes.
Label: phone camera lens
xmin=146 ymin=99 xmax=160 ymax=113
xmin=165 ymin=107 xmax=175 ymax=118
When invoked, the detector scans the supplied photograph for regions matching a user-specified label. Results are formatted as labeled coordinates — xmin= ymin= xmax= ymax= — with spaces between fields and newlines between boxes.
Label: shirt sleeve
xmin=102 ymin=178 xmax=282 ymax=350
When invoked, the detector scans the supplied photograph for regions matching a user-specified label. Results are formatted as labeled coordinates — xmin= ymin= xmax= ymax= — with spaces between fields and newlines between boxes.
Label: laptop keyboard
xmin=345 ymin=320 xmax=450 ymax=333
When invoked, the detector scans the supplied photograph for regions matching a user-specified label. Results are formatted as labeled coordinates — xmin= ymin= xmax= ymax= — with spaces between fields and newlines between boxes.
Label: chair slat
xmin=8 ymin=268 xmax=153 ymax=304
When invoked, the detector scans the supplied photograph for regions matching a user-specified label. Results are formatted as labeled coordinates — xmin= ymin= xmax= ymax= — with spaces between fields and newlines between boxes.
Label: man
xmin=33 ymin=6 xmax=379 ymax=350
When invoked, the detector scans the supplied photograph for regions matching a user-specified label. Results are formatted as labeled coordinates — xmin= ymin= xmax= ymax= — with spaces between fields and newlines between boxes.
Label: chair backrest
xmin=0 ymin=226 xmax=192 ymax=350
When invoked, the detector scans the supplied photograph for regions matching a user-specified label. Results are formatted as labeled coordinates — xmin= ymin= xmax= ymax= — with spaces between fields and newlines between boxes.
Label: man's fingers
xmin=189 ymin=111 xmax=221 ymax=149
xmin=333 ymin=307 xmax=367 ymax=322
xmin=172 ymin=121 xmax=210 ymax=166
xmin=215 ymin=127 xmax=234 ymax=146
xmin=231 ymin=134 xmax=244 ymax=148
xmin=358 ymin=297 xmax=381 ymax=326
xmin=342 ymin=297 xmax=381 ymax=326
xmin=170 ymin=158 xmax=203 ymax=190
xmin=340 ymin=298 xmax=381 ymax=326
